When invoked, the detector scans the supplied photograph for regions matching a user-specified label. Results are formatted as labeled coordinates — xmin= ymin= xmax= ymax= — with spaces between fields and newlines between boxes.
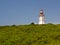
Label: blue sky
xmin=0 ymin=0 xmax=60 ymax=25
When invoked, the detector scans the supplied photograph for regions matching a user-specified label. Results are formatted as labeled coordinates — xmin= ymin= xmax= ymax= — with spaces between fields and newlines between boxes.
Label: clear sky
xmin=0 ymin=0 xmax=60 ymax=25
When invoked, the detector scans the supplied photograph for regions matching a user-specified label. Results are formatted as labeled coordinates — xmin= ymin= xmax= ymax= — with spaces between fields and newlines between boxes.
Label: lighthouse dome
xmin=40 ymin=10 xmax=43 ymax=14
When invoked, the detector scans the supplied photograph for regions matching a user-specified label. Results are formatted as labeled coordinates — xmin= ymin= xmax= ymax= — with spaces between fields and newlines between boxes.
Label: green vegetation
xmin=0 ymin=24 xmax=60 ymax=45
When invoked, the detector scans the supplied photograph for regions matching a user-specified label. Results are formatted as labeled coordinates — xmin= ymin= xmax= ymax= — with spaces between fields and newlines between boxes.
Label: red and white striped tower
xmin=39 ymin=9 xmax=45 ymax=24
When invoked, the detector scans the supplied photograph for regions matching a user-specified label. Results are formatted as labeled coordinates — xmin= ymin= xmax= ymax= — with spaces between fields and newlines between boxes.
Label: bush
xmin=30 ymin=22 xmax=35 ymax=25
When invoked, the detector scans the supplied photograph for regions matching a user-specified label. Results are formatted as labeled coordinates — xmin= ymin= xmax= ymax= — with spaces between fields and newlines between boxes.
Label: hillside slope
xmin=0 ymin=24 xmax=60 ymax=45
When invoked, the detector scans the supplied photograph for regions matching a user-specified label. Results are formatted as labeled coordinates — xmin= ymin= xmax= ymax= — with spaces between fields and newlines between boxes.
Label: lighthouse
xmin=38 ymin=9 xmax=45 ymax=24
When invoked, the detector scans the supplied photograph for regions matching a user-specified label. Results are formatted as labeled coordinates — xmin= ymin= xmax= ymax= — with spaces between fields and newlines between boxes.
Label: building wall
xmin=39 ymin=16 xmax=45 ymax=24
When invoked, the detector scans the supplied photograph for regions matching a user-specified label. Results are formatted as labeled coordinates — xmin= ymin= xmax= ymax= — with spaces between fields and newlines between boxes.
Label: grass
xmin=0 ymin=24 xmax=60 ymax=45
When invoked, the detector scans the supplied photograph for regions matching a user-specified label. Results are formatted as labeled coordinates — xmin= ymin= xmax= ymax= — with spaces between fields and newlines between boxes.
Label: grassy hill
xmin=0 ymin=24 xmax=60 ymax=45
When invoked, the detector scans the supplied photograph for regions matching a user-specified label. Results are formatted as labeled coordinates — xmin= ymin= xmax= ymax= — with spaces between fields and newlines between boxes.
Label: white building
xmin=38 ymin=9 xmax=45 ymax=24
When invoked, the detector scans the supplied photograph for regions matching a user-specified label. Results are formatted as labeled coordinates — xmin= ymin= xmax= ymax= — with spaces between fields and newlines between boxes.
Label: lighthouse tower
xmin=39 ymin=9 xmax=45 ymax=24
